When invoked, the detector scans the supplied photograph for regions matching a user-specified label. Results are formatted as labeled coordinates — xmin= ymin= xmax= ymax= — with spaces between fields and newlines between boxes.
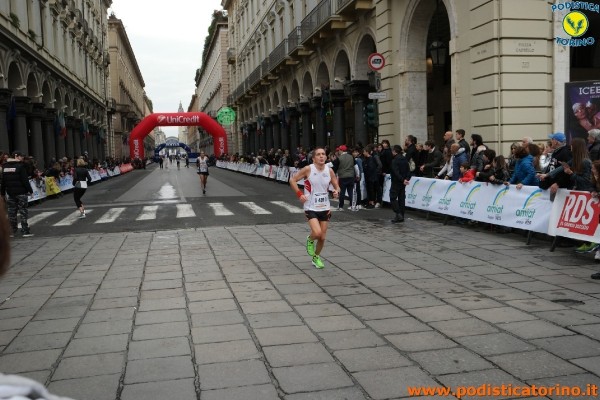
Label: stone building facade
xmin=194 ymin=11 xmax=231 ymax=155
xmin=107 ymin=12 xmax=146 ymax=160
xmin=222 ymin=0 xmax=600 ymax=156
xmin=0 ymin=0 xmax=112 ymax=166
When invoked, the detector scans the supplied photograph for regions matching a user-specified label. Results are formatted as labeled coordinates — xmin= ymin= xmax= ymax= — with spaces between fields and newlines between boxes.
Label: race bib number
xmin=310 ymin=192 xmax=330 ymax=210
xmin=199 ymin=165 xmax=208 ymax=172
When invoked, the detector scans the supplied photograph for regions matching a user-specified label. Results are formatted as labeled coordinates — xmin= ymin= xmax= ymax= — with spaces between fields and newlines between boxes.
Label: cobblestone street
xmin=1 ymin=217 xmax=600 ymax=399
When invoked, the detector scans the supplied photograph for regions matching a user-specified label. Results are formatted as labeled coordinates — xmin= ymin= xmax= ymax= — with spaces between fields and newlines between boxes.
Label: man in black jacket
xmin=420 ymin=140 xmax=443 ymax=178
xmin=1 ymin=151 xmax=33 ymax=237
xmin=390 ymin=145 xmax=410 ymax=223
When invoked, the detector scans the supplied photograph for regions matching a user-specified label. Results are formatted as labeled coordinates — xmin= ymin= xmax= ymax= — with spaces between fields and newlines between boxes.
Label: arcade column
xmin=300 ymin=101 xmax=312 ymax=151
xmin=0 ymin=89 xmax=11 ymax=151
xmin=65 ymin=116 xmax=76 ymax=158
xmin=86 ymin=124 xmax=93 ymax=156
xmin=29 ymin=102 xmax=45 ymax=167
xmin=43 ymin=108 xmax=57 ymax=166
xmin=74 ymin=118 xmax=82 ymax=157
xmin=270 ymin=113 xmax=281 ymax=150
xmin=311 ymin=95 xmax=326 ymax=148
xmin=349 ymin=81 xmax=371 ymax=148
xmin=258 ymin=120 xmax=266 ymax=152
xmin=288 ymin=107 xmax=299 ymax=153
xmin=280 ymin=111 xmax=289 ymax=152
xmin=55 ymin=112 xmax=66 ymax=159
xmin=248 ymin=123 xmax=256 ymax=154
xmin=264 ymin=117 xmax=273 ymax=151
xmin=330 ymin=90 xmax=347 ymax=147
xmin=90 ymin=125 xmax=98 ymax=161
xmin=13 ymin=96 xmax=31 ymax=154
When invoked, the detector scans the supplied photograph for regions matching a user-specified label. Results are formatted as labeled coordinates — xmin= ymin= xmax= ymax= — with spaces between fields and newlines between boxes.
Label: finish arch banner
xmin=404 ymin=178 xmax=552 ymax=233
xmin=129 ymin=112 xmax=228 ymax=160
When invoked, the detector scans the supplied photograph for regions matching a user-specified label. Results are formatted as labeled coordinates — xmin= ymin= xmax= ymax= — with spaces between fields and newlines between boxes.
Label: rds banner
xmin=548 ymin=189 xmax=600 ymax=241
xmin=404 ymin=178 xmax=552 ymax=233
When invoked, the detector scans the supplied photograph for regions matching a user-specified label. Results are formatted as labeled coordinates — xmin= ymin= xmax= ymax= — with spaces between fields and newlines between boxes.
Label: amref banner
xmin=404 ymin=178 xmax=552 ymax=233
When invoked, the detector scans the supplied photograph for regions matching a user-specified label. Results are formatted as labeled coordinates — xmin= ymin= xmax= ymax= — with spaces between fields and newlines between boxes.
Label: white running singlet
xmin=304 ymin=164 xmax=331 ymax=211
xmin=198 ymin=156 xmax=209 ymax=172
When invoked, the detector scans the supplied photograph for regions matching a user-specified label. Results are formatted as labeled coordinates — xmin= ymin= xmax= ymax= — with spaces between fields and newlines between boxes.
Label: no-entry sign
xmin=368 ymin=53 xmax=385 ymax=71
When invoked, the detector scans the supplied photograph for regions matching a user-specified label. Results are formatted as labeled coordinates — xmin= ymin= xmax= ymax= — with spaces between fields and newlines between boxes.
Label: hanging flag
xmin=81 ymin=120 xmax=90 ymax=138
xmin=54 ymin=113 xmax=60 ymax=137
xmin=59 ymin=112 xmax=67 ymax=138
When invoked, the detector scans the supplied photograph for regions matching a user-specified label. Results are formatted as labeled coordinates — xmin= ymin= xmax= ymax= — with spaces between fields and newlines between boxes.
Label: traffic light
xmin=365 ymin=102 xmax=378 ymax=128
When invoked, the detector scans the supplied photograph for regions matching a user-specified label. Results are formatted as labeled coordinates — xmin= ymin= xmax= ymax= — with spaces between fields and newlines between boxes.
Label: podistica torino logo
xmin=553 ymin=2 xmax=598 ymax=47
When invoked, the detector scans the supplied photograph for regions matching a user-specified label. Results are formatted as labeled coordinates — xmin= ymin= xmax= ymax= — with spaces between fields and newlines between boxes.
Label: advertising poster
xmin=565 ymin=80 xmax=600 ymax=143
xmin=404 ymin=178 xmax=552 ymax=234
xmin=548 ymin=189 xmax=600 ymax=242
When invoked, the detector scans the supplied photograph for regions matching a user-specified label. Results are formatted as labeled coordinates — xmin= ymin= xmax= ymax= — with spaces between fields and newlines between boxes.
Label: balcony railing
xmin=248 ymin=65 xmax=261 ymax=88
xmin=269 ymin=38 xmax=287 ymax=71
xmin=336 ymin=0 xmax=352 ymax=11
xmin=300 ymin=0 xmax=332 ymax=45
xmin=261 ymin=59 xmax=270 ymax=79
xmin=288 ymin=26 xmax=302 ymax=53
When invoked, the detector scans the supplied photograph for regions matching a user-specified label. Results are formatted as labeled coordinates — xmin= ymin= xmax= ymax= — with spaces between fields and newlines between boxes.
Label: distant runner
xmin=197 ymin=151 xmax=210 ymax=195
xmin=290 ymin=147 xmax=340 ymax=269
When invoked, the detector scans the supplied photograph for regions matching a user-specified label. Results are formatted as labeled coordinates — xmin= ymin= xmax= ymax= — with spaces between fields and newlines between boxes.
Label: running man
xmin=290 ymin=147 xmax=340 ymax=269
xmin=197 ymin=151 xmax=210 ymax=194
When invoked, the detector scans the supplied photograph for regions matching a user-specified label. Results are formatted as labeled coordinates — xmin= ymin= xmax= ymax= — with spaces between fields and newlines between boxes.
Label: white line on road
xmin=239 ymin=202 xmax=271 ymax=215
xmin=22 ymin=211 xmax=57 ymax=227
xmin=207 ymin=203 xmax=233 ymax=216
xmin=54 ymin=210 xmax=93 ymax=226
xmin=270 ymin=201 xmax=304 ymax=213
xmin=176 ymin=204 xmax=196 ymax=218
xmin=137 ymin=206 xmax=158 ymax=220
xmin=96 ymin=208 xmax=125 ymax=224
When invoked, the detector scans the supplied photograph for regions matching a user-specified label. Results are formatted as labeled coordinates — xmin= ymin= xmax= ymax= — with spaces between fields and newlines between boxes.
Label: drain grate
xmin=551 ymin=299 xmax=585 ymax=305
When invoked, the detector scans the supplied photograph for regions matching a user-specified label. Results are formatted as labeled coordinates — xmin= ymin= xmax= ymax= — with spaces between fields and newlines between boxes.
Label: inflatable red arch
xmin=129 ymin=112 xmax=228 ymax=160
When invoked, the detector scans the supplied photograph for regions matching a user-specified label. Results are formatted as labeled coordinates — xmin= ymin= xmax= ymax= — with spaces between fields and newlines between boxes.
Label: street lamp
xmin=429 ymin=40 xmax=447 ymax=67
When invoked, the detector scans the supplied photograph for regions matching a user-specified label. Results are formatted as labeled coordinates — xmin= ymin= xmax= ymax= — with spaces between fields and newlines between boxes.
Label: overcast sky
xmin=109 ymin=0 xmax=223 ymax=137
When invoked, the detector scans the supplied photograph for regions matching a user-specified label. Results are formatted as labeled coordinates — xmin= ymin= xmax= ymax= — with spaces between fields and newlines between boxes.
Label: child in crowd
xmin=458 ymin=162 xmax=476 ymax=183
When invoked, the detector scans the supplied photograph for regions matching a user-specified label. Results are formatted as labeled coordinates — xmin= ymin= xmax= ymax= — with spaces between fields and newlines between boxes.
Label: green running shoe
xmin=306 ymin=235 xmax=315 ymax=256
xmin=575 ymin=242 xmax=599 ymax=254
xmin=312 ymin=255 xmax=324 ymax=269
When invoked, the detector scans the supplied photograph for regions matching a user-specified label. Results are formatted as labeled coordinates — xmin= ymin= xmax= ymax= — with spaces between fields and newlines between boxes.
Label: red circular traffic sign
xmin=368 ymin=53 xmax=385 ymax=71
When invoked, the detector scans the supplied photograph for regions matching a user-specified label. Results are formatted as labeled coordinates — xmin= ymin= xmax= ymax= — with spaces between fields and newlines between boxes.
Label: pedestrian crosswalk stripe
xmin=137 ymin=206 xmax=158 ymax=220
xmin=96 ymin=207 xmax=125 ymax=224
xmin=54 ymin=210 xmax=93 ymax=226
xmin=207 ymin=203 xmax=233 ymax=216
xmin=239 ymin=202 xmax=271 ymax=215
xmin=176 ymin=204 xmax=195 ymax=218
xmin=31 ymin=201 xmax=315 ymax=226
xmin=23 ymin=211 xmax=57 ymax=227
xmin=270 ymin=201 xmax=303 ymax=213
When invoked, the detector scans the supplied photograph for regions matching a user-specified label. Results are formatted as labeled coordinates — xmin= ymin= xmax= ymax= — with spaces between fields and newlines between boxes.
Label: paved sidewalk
xmin=1 ymin=217 xmax=600 ymax=400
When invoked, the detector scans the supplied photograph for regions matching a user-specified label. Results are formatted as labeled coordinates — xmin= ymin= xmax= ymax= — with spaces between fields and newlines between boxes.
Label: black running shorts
xmin=304 ymin=210 xmax=331 ymax=222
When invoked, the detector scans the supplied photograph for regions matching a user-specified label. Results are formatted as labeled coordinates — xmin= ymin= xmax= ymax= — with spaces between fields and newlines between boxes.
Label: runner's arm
xmin=329 ymin=168 xmax=340 ymax=198
xmin=289 ymin=166 xmax=311 ymax=202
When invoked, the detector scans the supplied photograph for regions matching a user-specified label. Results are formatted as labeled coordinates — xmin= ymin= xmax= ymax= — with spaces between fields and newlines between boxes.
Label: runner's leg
xmin=314 ymin=220 xmax=328 ymax=255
